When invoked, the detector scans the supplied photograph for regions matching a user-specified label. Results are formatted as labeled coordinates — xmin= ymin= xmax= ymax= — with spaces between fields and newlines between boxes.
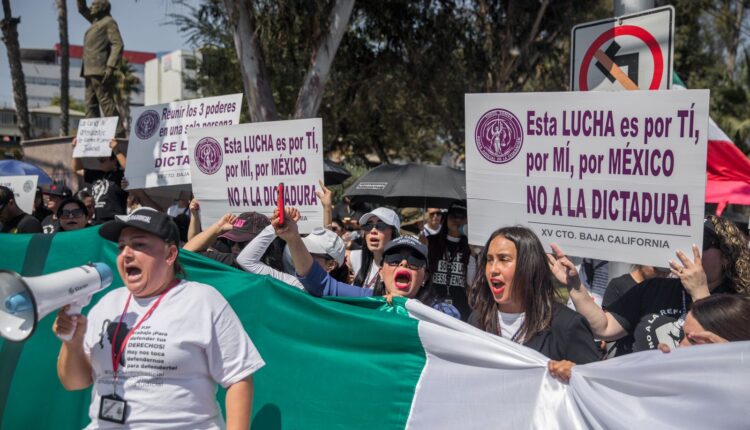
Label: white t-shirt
xmin=497 ymin=311 xmax=526 ymax=343
xmin=83 ymin=280 xmax=265 ymax=429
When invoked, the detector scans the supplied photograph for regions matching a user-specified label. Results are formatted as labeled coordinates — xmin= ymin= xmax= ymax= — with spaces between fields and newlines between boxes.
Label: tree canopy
xmin=171 ymin=0 xmax=750 ymax=163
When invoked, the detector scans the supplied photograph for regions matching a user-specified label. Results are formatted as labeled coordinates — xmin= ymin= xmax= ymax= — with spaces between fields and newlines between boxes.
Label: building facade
xmin=144 ymin=50 xmax=198 ymax=105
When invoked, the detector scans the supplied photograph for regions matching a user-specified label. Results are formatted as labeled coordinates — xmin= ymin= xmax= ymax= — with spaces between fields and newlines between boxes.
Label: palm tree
xmin=114 ymin=58 xmax=141 ymax=136
xmin=1 ymin=0 xmax=31 ymax=140
xmin=56 ymin=0 xmax=70 ymax=136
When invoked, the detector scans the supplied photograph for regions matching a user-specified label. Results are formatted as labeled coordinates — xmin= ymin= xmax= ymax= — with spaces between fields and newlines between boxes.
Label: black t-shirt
xmin=604 ymin=276 xmax=736 ymax=351
xmin=427 ymin=235 xmax=471 ymax=321
xmin=41 ymin=215 xmax=61 ymax=234
xmin=1 ymin=213 xmax=42 ymax=233
xmin=200 ymin=249 xmax=241 ymax=270
xmin=84 ymin=168 xmax=127 ymax=224
xmin=602 ymin=273 xmax=637 ymax=357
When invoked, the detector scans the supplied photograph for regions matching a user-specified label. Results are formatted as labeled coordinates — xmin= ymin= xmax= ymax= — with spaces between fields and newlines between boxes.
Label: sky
xmin=0 ymin=0 xmax=201 ymax=107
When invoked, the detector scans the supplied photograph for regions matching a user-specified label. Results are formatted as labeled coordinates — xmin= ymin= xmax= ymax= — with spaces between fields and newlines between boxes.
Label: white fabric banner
xmin=73 ymin=117 xmax=118 ymax=158
xmin=125 ymin=94 xmax=243 ymax=189
xmin=404 ymin=300 xmax=750 ymax=430
xmin=188 ymin=118 xmax=324 ymax=232
xmin=0 ymin=175 xmax=38 ymax=214
xmin=465 ymin=90 xmax=709 ymax=267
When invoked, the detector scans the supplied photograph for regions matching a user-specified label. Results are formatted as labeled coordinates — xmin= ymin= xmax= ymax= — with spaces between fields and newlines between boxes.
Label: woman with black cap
xmin=564 ymin=215 xmax=750 ymax=353
xmin=53 ymin=207 xmax=264 ymax=429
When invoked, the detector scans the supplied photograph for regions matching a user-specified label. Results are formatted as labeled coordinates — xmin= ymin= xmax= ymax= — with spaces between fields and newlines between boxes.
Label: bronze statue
xmin=77 ymin=0 xmax=123 ymax=134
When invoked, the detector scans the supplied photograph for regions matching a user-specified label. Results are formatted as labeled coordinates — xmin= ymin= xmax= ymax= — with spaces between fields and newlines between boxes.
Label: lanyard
xmin=110 ymin=279 xmax=179 ymax=388
xmin=497 ymin=313 xmax=524 ymax=344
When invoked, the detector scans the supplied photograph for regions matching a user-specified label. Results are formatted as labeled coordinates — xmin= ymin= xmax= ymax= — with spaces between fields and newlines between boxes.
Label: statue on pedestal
xmin=76 ymin=0 xmax=124 ymax=135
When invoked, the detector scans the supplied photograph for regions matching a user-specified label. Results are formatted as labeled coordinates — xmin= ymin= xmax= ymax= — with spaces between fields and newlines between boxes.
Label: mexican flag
xmin=0 ymin=228 xmax=747 ymax=429
xmin=673 ymin=74 xmax=750 ymax=214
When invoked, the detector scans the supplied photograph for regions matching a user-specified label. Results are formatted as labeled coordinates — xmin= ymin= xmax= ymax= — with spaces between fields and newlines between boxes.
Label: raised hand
xmin=216 ymin=213 xmax=238 ymax=232
xmin=315 ymin=179 xmax=332 ymax=207
xmin=546 ymin=243 xmax=582 ymax=290
xmin=669 ymin=245 xmax=710 ymax=301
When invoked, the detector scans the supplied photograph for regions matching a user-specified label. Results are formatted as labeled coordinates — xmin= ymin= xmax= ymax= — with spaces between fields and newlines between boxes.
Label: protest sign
xmin=72 ymin=117 xmax=118 ymax=158
xmin=188 ymin=118 xmax=324 ymax=232
xmin=465 ymin=90 xmax=708 ymax=267
xmin=0 ymin=175 xmax=38 ymax=214
xmin=125 ymin=94 xmax=243 ymax=189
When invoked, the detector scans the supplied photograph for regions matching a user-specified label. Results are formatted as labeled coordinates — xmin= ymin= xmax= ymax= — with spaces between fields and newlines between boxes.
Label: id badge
xmin=99 ymin=394 xmax=127 ymax=424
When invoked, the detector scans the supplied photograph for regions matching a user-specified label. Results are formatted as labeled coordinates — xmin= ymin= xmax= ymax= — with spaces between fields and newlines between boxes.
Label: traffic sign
xmin=571 ymin=6 xmax=674 ymax=91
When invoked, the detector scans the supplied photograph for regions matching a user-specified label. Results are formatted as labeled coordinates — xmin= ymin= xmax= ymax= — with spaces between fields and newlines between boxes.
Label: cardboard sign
xmin=125 ymin=94 xmax=243 ymax=189
xmin=465 ymin=90 xmax=708 ymax=267
xmin=0 ymin=175 xmax=38 ymax=214
xmin=188 ymin=118 xmax=324 ymax=232
xmin=73 ymin=117 xmax=119 ymax=158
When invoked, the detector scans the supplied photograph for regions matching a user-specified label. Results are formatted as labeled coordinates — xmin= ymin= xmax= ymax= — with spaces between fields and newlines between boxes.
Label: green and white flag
xmin=0 ymin=228 xmax=747 ymax=429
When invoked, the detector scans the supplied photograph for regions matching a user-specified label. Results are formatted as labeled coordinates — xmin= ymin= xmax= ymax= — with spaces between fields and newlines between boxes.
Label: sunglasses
xmin=362 ymin=221 xmax=391 ymax=232
xmin=427 ymin=211 xmax=442 ymax=217
xmin=448 ymin=212 xmax=467 ymax=220
xmin=383 ymin=250 xmax=426 ymax=270
xmin=60 ymin=208 xmax=85 ymax=218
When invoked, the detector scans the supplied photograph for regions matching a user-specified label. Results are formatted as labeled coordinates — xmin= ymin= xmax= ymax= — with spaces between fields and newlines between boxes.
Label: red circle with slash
xmin=579 ymin=25 xmax=663 ymax=91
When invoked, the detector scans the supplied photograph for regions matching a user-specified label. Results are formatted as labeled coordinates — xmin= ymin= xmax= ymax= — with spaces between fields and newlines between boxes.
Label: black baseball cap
xmin=219 ymin=212 xmax=270 ymax=243
xmin=99 ymin=207 xmax=181 ymax=244
xmin=41 ymin=182 xmax=72 ymax=198
xmin=703 ymin=218 xmax=721 ymax=251
xmin=384 ymin=235 xmax=428 ymax=261
xmin=447 ymin=201 xmax=467 ymax=217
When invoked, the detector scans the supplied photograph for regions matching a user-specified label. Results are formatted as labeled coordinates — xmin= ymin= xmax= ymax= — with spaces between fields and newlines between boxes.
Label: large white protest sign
xmin=125 ymin=94 xmax=243 ymax=189
xmin=188 ymin=118 xmax=324 ymax=232
xmin=0 ymin=175 xmax=38 ymax=214
xmin=73 ymin=117 xmax=118 ymax=158
xmin=465 ymin=90 xmax=708 ymax=267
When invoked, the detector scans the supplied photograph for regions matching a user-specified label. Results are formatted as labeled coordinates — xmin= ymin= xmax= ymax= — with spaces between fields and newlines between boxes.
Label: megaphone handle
xmin=56 ymin=299 xmax=88 ymax=342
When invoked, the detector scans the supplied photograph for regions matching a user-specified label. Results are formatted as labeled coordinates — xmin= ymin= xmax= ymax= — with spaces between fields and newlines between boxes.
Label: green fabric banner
xmin=0 ymin=227 xmax=425 ymax=429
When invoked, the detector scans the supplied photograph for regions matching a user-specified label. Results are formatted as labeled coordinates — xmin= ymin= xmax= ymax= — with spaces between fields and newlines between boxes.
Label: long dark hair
xmin=468 ymin=226 xmax=560 ymax=342
xmin=691 ymin=294 xmax=750 ymax=342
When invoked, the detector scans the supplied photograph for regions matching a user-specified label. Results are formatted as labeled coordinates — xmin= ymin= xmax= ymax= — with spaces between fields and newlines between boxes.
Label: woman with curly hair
xmin=468 ymin=226 xmax=601 ymax=363
xmin=567 ymin=215 xmax=750 ymax=353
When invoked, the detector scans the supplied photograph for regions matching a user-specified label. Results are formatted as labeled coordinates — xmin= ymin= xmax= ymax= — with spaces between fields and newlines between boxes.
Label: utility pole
xmin=614 ymin=0 xmax=654 ymax=16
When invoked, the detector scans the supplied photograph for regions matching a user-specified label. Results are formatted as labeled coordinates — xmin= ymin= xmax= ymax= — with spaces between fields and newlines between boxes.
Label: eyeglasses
xmin=383 ymin=251 xmax=426 ymax=270
xmin=60 ymin=208 xmax=85 ymax=218
xmin=362 ymin=221 xmax=391 ymax=232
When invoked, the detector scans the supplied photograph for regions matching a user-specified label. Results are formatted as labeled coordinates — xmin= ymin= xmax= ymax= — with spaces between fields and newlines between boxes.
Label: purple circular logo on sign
xmin=474 ymin=108 xmax=523 ymax=164
xmin=135 ymin=110 xmax=160 ymax=140
xmin=194 ymin=137 xmax=223 ymax=175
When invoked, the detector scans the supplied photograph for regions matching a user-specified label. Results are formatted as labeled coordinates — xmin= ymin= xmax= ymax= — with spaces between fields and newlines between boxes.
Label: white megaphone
xmin=0 ymin=262 xmax=113 ymax=342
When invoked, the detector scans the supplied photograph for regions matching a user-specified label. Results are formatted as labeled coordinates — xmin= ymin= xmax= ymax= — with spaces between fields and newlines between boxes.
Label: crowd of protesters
xmin=1 ymin=137 xmax=750 ymax=427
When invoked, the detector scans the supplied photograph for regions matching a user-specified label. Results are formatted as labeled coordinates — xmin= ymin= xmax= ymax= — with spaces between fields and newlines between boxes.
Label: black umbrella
xmin=344 ymin=163 xmax=465 ymax=208
xmin=324 ymin=159 xmax=352 ymax=186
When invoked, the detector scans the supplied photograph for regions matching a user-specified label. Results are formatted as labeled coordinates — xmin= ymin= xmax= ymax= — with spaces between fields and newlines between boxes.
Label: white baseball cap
xmin=302 ymin=227 xmax=346 ymax=266
xmin=359 ymin=207 xmax=401 ymax=232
